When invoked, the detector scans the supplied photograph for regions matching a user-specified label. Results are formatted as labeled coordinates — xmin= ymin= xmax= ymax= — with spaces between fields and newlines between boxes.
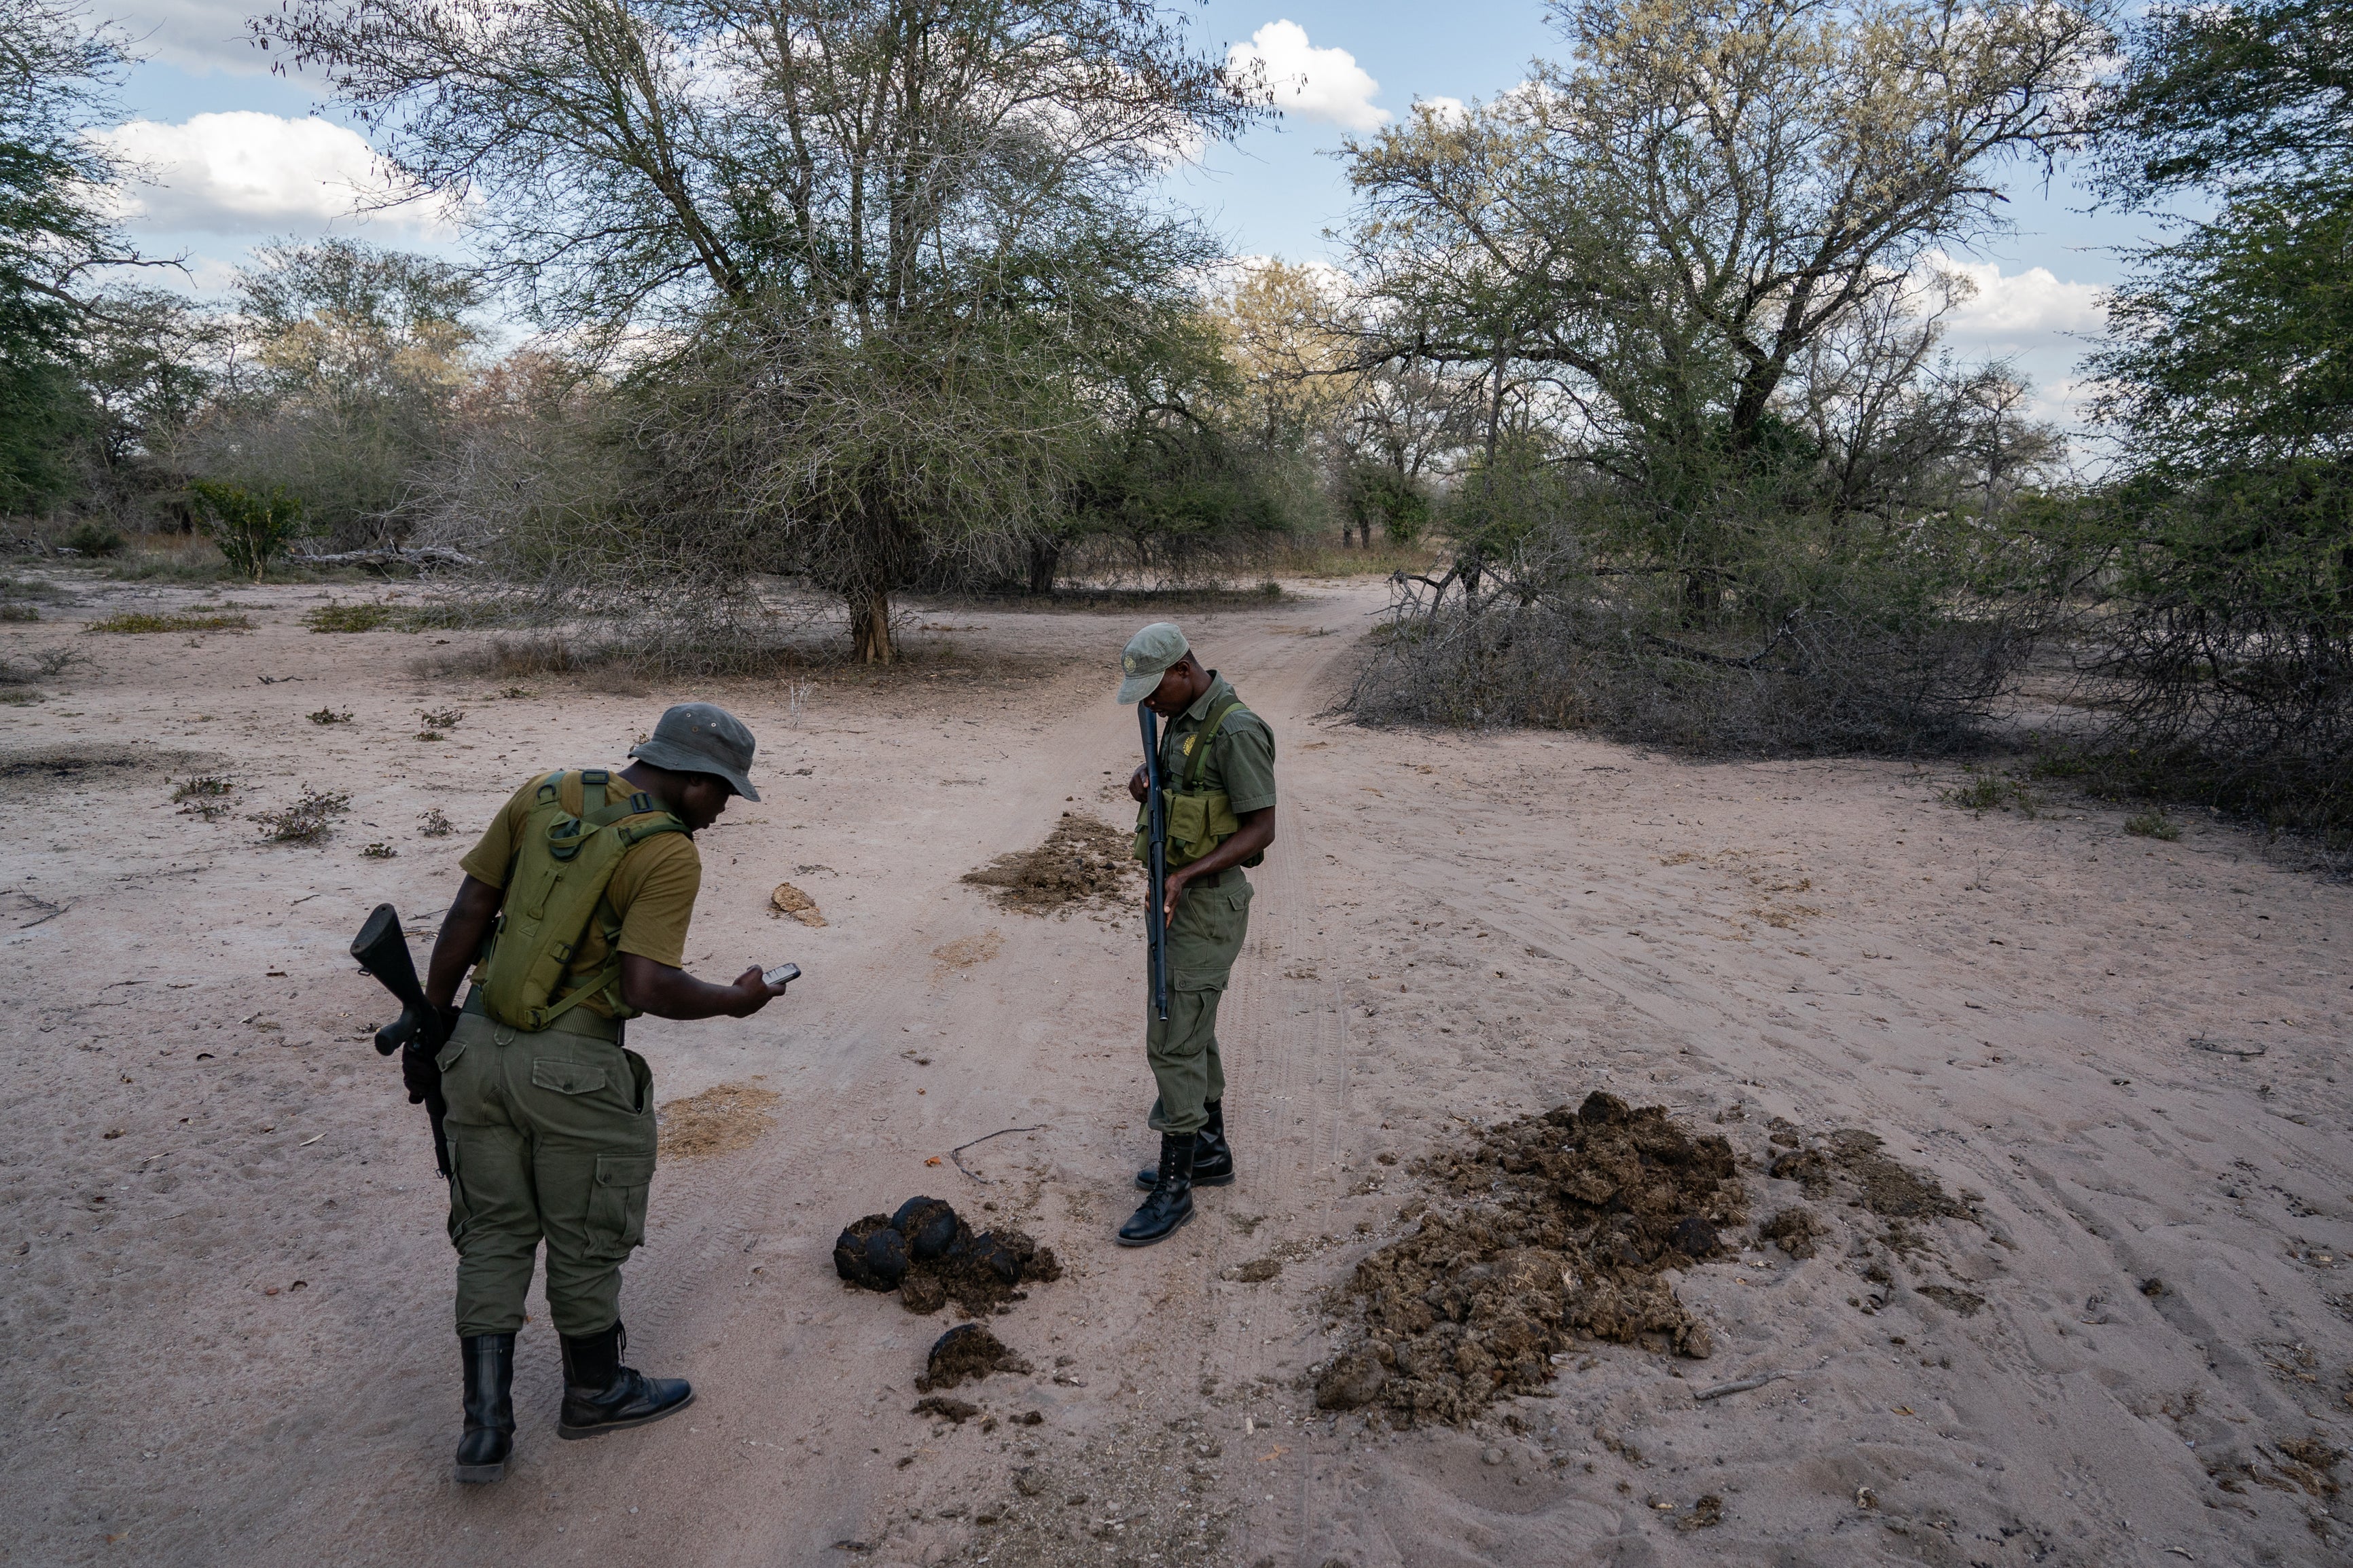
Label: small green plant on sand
xmin=1939 ymin=774 xmax=2032 ymax=814
xmin=418 ymin=807 xmax=454 ymax=837
xmin=308 ymin=707 xmax=353 ymax=725
xmin=0 ymin=604 xmax=37 ymax=622
xmin=361 ymin=841 xmax=398 ymax=858
xmin=187 ymin=481 xmax=310 ymax=582
xmin=60 ymin=522 xmax=125 ymax=557
xmin=2124 ymin=809 xmax=2182 ymax=841
xmin=304 ymin=602 xmax=397 ymax=633
xmin=172 ymin=774 xmax=235 ymax=820
xmin=250 ymin=787 xmax=351 ymax=844
xmin=88 ymin=610 xmax=253 ymax=634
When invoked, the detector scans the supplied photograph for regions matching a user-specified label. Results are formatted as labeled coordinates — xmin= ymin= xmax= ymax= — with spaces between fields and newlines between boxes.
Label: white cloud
xmin=1415 ymin=96 xmax=1469 ymax=124
xmin=94 ymin=112 xmax=452 ymax=236
xmin=1228 ymin=20 xmax=1387 ymax=132
xmin=1924 ymin=251 xmax=2106 ymax=348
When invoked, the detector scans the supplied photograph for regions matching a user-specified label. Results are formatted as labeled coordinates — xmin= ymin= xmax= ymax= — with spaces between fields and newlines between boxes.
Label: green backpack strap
xmin=1183 ymin=697 xmax=1247 ymax=792
xmin=526 ymin=809 xmax=689 ymax=1029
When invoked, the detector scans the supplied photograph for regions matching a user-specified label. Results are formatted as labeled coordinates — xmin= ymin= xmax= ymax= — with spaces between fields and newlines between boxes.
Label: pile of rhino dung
xmin=960 ymin=813 xmax=1136 ymax=914
xmin=1318 ymin=1091 xmax=1748 ymax=1425
xmin=834 ymin=1195 xmax=1062 ymax=1316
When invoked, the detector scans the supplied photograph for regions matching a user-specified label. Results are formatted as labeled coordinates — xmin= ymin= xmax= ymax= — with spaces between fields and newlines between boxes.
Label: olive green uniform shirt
xmin=1156 ymin=673 xmax=1277 ymax=817
xmin=459 ymin=769 xmax=703 ymax=1017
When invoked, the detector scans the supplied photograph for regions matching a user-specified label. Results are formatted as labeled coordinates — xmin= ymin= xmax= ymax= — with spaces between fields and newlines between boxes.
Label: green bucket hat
xmin=1116 ymin=622 xmax=1189 ymax=704
xmin=628 ymin=701 xmax=761 ymax=800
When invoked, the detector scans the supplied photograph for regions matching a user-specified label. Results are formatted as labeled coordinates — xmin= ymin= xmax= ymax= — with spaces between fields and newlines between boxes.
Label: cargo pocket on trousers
xmin=585 ymin=1154 xmax=655 ymax=1260
xmin=444 ymin=1139 xmax=475 ymax=1250
xmin=622 ymin=1048 xmax=653 ymax=1116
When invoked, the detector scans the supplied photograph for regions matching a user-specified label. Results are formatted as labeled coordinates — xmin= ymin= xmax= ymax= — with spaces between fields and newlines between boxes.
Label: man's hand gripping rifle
xmin=351 ymin=902 xmax=454 ymax=1179
xmin=1139 ymin=704 xmax=1170 ymax=1022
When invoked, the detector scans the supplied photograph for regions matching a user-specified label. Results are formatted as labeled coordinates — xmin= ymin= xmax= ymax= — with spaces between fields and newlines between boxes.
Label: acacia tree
xmin=2076 ymin=0 xmax=2353 ymax=829
xmin=1342 ymin=0 xmax=2108 ymax=600
xmin=264 ymin=0 xmax=1263 ymax=659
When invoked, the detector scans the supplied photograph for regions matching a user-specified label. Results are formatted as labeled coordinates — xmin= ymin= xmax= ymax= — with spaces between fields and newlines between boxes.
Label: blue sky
xmin=95 ymin=0 xmax=2149 ymax=426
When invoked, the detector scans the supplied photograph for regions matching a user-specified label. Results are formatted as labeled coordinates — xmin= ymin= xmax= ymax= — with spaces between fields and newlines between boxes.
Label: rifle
xmin=1138 ymin=704 xmax=1170 ymax=1022
xmin=351 ymin=902 xmax=452 ymax=1180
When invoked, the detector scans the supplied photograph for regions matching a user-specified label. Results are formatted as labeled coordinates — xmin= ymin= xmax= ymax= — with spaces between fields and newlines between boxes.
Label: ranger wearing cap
xmin=1117 ymin=623 xmax=1278 ymax=1246
xmin=410 ymin=702 xmax=792 ymax=1483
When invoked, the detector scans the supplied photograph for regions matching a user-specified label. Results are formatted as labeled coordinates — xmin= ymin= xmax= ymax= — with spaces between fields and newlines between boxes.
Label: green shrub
xmin=87 ymin=610 xmax=252 ymax=634
xmin=60 ymin=522 xmax=124 ymax=557
xmin=2123 ymin=809 xmax=2182 ymax=841
xmin=1939 ymin=775 xmax=2033 ymax=814
xmin=304 ymin=602 xmax=397 ymax=632
xmin=249 ymin=787 xmax=351 ymax=843
xmin=187 ymin=481 xmax=310 ymax=581
xmin=0 ymin=604 xmax=36 ymax=621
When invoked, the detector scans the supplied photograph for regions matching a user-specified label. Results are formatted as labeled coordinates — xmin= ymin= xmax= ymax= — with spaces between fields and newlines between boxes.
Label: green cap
xmin=628 ymin=701 xmax=761 ymax=801
xmin=1117 ymin=622 xmax=1189 ymax=704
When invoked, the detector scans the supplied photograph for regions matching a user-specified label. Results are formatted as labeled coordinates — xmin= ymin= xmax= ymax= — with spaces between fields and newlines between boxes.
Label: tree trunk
xmin=849 ymin=581 xmax=895 ymax=663
xmin=1026 ymin=536 xmax=1060 ymax=596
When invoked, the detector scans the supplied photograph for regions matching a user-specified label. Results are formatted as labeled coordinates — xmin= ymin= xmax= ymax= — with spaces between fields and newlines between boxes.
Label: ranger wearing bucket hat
xmin=1117 ymin=623 xmax=1278 ymax=1246
xmin=410 ymin=701 xmax=792 ymax=1483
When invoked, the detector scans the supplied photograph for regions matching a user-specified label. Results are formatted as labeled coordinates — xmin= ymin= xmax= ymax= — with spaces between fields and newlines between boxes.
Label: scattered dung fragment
xmin=912 ymin=1396 xmax=980 ymax=1423
xmin=770 ymin=881 xmax=827 ymax=926
xmin=1314 ymin=1351 xmax=1389 ymax=1411
xmin=1225 ymin=1257 xmax=1281 ymax=1283
xmin=1767 ymin=1148 xmax=1832 ymax=1195
xmin=1828 ymin=1131 xmax=1967 ymax=1219
xmin=917 ymin=1324 xmax=1031 ymax=1391
xmin=1669 ymin=1216 xmax=1721 ymax=1258
xmin=899 ymin=1273 xmax=948 ymax=1314
xmin=1677 ymin=1494 xmax=1725 ymax=1531
xmin=1770 ymin=1131 xmax=1966 ymax=1221
xmin=961 ymin=814 xmax=1137 ymax=915
xmin=1916 ymin=1284 xmax=1988 ymax=1317
xmin=1325 ymin=1092 xmax=1747 ymax=1425
xmin=656 ymin=1083 xmax=779 ymax=1160
xmin=1760 ymin=1207 xmax=1826 ymax=1259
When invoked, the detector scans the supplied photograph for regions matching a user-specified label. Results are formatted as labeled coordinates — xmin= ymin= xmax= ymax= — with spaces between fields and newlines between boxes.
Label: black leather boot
xmin=1138 ymin=1101 xmax=1234 ymax=1189
xmin=454 ymin=1333 xmax=515 ymax=1484
xmin=1117 ymin=1132 xmax=1197 ymax=1247
xmin=556 ymin=1321 xmax=694 ymax=1440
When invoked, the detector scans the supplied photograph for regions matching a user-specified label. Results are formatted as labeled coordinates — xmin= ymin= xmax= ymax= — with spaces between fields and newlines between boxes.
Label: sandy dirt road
xmin=3 ymin=574 xmax=2350 ymax=1567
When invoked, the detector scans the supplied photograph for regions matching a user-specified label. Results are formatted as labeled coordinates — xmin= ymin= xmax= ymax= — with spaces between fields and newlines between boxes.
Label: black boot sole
xmin=1115 ymin=1204 xmax=1195 ymax=1248
xmin=557 ymin=1387 xmax=695 ymax=1440
xmin=454 ymin=1458 xmax=507 ymax=1484
xmin=1136 ymin=1167 xmax=1234 ymax=1190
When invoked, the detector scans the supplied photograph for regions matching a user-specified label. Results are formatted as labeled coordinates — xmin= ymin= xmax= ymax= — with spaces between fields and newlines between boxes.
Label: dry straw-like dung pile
xmin=770 ymin=881 xmax=827 ymax=926
xmin=962 ymin=812 xmax=1136 ymax=915
xmin=658 ymin=1082 xmax=780 ymax=1160
xmin=1318 ymin=1092 xmax=1748 ymax=1425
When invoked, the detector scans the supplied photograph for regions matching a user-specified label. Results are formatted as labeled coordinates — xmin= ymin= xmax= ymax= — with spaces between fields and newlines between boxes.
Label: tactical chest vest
xmin=476 ymin=769 xmax=687 ymax=1032
xmin=1135 ymin=695 xmax=1263 ymax=869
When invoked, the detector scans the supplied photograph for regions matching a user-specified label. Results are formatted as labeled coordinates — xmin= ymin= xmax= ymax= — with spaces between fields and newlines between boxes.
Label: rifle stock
xmin=351 ymin=902 xmax=453 ymax=1179
xmin=1138 ymin=705 xmax=1170 ymax=1022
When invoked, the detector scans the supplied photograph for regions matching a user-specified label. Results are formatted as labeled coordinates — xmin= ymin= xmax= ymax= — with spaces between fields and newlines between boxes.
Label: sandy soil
xmin=3 ymin=572 xmax=2350 ymax=1567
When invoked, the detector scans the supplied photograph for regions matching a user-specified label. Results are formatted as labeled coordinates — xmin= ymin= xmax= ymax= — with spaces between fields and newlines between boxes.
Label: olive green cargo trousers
xmin=436 ymin=991 xmax=657 ymax=1338
xmin=1145 ymin=868 xmax=1253 ymax=1137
